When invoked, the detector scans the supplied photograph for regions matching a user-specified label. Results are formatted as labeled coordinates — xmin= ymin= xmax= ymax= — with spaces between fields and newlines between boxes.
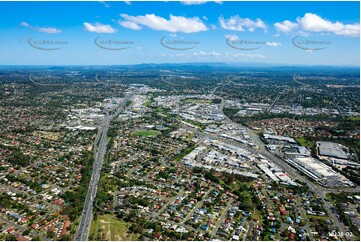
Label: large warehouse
xmin=290 ymin=157 xmax=337 ymax=180
xmin=317 ymin=141 xmax=348 ymax=160
xmin=286 ymin=156 xmax=354 ymax=187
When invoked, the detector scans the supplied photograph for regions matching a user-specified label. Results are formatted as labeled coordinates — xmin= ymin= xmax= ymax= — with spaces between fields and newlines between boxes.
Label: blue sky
xmin=0 ymin=1 xmax=359 ymax=66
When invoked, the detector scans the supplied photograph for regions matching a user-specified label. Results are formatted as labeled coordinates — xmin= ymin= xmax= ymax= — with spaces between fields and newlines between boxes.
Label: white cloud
xmin=219 ymin=15 xmax=267 ymax=32
xmin=20 ymin=21 xmax=62 ymax=34
xmin=118 ymin=14 xmax=208 ymax=33
xmin=161 ymin=51 xmax=266 ymax=60
xmin=192 ymin=51 xmax=265 ymax=59
xmin=98 ymin=1 xmax=110 ymax=8
xmin=210 ymin=24 xmax=217 ymax=30
xmin=294 ymin=30 xmax=310 ymax=37
xmin=297 ymin=13 xmax=360 ymax=37
xmin=181 ymin=1 xmax=222 ymax=5
xmin=160 ymin=53 xmax=186 ymax=57
xmin=224 ymin=34 xmax=239 ymax=41
xmin=266 ymin=42 xmax=281 ymax=47
xmin=274 ymin=13 xmax=359 ymax=37
xmin=274 ymin=20 xmax=298 ymax=33
xmin=232 ymin=53 xmax=266 ymax=59
xmin=21 ymin=22 xmax=30 ymax=28
xmin=118 ymin=21 xmax=142 ymax=30
xmin=124 ymin=1 xmax=132 ymax=5
xmin=193 ymin=51 xmax=222 ymax=56
xmin=83 ymin=22 xmax=117 ymax=33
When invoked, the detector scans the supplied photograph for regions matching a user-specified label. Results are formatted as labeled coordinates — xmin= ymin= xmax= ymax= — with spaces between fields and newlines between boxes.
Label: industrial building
xmin=262 ymin=134 xmax=297 ymax=144
xmin=257 ymin=160 xmax=298 ymax=186
xmin=286 ymin=156 xmax=354 ymax=187
xmin=288 ymin=157 xmax=337 ymax=181
xmin=317 ymin=141 xmax=348 ymax=160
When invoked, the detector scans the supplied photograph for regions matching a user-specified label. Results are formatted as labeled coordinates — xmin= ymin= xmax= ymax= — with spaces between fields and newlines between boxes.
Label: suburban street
xmin=181 ymin=188 xmax=213 ymax=224
xmin=210 ymin=199 xmax=233 ymax=236
xmin=0 ymin=216 xmax=49 ymax=241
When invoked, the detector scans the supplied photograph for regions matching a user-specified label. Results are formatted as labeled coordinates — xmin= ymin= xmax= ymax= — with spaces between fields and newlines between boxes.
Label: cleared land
xmin=131 ymin=130 xmax=161 ymax=137
xmin=89 ymin=214 xmax=138 ymax=241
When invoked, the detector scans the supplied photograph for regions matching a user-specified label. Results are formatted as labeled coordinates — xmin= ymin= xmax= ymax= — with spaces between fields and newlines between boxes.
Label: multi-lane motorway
xmin=75 ymin=91 xmax=134 ymax=241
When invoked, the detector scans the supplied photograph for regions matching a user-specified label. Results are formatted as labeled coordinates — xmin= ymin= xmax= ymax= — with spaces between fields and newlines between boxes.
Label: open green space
xmin=179 ymin=118 xmax=206 ymax=130
xmin=306 ymin=214 xmax=328 ymax=220
xmin=347 ymin=116 xmax=360 ymax=121
xmin=295 ymin=137 xmax=313 ymax=148
xmin=186 ymin=133 xmax=196 ymax=140
xmin=89 ymin=214 xmax=138 ymax=241
xmin=131 ymin=130 xmax=161 ymax=137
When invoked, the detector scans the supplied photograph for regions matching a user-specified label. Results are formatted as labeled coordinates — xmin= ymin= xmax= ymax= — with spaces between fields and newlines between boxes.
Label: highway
xmin=292 ymin=74 xmax=310 ymax=86
xmin=75 ymin=91 xmax=134 ymax=241
xmin=266 ymin=94 xmax=281 ymax=112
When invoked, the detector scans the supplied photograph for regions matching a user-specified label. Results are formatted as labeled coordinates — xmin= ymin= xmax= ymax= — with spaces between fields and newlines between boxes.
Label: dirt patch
xmin=106 ymin=230 xmax=111 ymax=240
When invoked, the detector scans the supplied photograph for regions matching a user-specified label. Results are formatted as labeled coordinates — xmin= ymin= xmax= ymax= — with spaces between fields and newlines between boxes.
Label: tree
xmin=60 ymin=234 xmax=72 ymax=241
xmin=239 ymin=191 xmax=253 ymax=210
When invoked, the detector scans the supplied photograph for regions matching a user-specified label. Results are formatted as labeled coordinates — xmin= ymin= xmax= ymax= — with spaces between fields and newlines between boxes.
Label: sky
xmin=0 ymin=1 xmax=359 ymax=66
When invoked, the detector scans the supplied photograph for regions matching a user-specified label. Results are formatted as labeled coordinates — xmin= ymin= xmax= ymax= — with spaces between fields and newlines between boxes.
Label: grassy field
xmin=186 ymin=133 xmax=196 ymax=140
xmin=348 ymin=116 xmax=360 ymax=121
xmin=131 ymin=130 xmax=161 ymax=137
xmin=179 ymin=118 xmax=206 ymax=130
xmin=295 ymin=137 xmax=313 ymax=148
xmin=182 ymin=98 xmax=211 ymax=104
xmin=306 ymin=214 xmax=328 ymax=220
xmin=89 ymin=214 xmax=138 ymax=241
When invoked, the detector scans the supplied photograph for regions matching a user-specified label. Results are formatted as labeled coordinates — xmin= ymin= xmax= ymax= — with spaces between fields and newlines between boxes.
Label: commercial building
xmin=317 ymin=141 xmax=348 ymax=160
xmin=286 ymin=156 xmax=354 ymax=187
xmin=288 ymin=157 xmax=337 ymax=181
xmin=263 ymin=134 xmax=297 ymax=144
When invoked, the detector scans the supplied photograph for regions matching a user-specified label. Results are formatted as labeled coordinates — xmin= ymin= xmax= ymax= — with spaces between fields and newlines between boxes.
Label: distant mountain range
xmin=0 ymin=62 xmax=359 ymax=72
